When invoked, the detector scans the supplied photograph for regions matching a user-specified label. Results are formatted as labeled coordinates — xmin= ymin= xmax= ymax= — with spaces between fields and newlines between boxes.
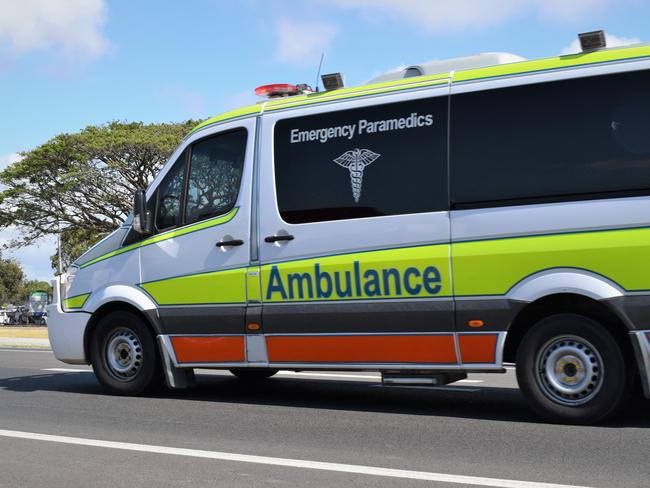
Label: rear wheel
xmin=90 ymin=311 xmax=162 ymax=395
xmin=516 ymin=313 xmax=631 ymax=424
xmin=229 ymin=368 xmax=278 ymax=380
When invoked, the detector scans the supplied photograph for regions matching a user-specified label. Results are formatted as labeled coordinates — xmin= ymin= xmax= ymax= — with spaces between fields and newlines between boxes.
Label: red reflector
xmin=254 ymin=83 xmax=298 ymax=98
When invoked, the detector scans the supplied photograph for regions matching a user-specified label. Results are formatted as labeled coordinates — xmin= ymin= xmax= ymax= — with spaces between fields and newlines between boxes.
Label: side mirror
xmin=132 ymin=189 xmax=152 ymax=235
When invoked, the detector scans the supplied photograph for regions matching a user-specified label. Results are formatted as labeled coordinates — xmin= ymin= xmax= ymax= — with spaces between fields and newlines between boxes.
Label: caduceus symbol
xmin=333 ymin=148 xmax=381 ymax=203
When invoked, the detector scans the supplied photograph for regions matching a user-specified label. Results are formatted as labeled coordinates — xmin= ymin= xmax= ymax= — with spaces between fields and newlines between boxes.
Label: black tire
xmin=229 ymin=368 xmax=278 ymax=380
xmin=90 ymin=311 xmax=162 ymax=395
xmin=516 ymin=313 xmax=632 ymax=424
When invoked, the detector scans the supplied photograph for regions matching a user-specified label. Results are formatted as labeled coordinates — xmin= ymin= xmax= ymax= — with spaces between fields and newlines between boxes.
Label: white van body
xmin=48 ymin=44 xmax=650 ymax=423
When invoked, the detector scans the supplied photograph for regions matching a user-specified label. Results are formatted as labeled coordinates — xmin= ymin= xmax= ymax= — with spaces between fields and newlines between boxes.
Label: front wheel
xmin=516 ymin=313 xmax=631 ymax=424
xmin=90 ymin=311 xmax=162 ymax=395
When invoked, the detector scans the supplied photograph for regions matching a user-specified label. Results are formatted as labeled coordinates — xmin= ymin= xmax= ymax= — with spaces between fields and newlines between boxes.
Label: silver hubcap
xmin=536 ymin=335 xmax=604 ymax=406
xmin=105 ymin=328 xmax=143 ymax=381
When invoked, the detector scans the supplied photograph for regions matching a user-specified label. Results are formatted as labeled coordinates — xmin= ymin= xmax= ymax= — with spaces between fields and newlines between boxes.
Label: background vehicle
xmin=26 ymin=291 xmax=49 ymax=325
xmin=8 ymin=306 xmax=29 ymax=325
xmin=48 ymin=36 xmax=650 ymax=424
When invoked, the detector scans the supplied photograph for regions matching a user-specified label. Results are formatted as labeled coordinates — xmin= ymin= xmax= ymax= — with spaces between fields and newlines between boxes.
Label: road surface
xmin=0 ymin=348 xmax=648 ymax=487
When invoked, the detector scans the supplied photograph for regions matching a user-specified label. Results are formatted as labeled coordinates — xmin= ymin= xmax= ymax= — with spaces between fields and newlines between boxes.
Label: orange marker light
xmin=247 ymin=323 xmax=261 ymax=332
xmin=468 ymin=320 xmax=485 ymax=328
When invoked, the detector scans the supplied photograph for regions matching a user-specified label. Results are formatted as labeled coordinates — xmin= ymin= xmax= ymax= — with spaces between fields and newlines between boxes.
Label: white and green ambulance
xmin=48 ymin=40 xmax=650 ymax=424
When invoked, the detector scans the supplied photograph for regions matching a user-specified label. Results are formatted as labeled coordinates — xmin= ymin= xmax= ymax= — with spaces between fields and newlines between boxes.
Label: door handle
xmin=216 ymin=239 xmax=244 ymax=247
xmin=264 ymin=234 xmax=295 ymax=243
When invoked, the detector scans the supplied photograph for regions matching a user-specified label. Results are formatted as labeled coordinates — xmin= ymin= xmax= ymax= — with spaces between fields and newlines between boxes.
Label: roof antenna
xmin=315 ymin=52 xmax=325 ymax=92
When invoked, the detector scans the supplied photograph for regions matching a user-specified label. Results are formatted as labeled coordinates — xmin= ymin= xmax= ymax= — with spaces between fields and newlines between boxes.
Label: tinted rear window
xmin=450 ymin=69 xmax=650 ymax=207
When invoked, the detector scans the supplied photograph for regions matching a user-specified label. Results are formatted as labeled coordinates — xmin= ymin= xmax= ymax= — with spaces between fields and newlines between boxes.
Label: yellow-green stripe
xmin=88 ymin=225 xmax=650 ymax=307
xmin=79 ymin=207 xmax=239 ymax=269
xmin=453 ymin=227 xmax=650 ymax=296
xmin=64 ymin=293 xmax=90 ymax=309
xmin=140 ymin=267 xmax=247 ymax=305
xmin=453 ymin=45 xmax=650 ymax=83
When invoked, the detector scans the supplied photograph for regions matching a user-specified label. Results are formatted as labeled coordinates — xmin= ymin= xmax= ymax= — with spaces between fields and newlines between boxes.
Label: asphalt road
xmin=0 ymin=349 xmax=648 ymax=488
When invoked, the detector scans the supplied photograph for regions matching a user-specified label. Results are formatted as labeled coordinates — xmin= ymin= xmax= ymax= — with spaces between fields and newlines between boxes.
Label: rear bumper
xmin=47 ymin=278 xmax=90 ymax=365
xmin=630 ymin=331 xmax=650 ymax=399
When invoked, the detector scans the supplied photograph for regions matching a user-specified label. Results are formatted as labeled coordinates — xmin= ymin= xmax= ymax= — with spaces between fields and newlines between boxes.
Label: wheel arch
xmin=83 ymin=301 xmax=162 ymax=364
xmin=503 ymin=293 xmax=635 ymax=367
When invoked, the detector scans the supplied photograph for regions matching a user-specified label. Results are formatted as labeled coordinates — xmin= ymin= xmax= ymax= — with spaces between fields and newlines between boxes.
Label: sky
xmin=0 ymin=0 xmax=647 ymax=281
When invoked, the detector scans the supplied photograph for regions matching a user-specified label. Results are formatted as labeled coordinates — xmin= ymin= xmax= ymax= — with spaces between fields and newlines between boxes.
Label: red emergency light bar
xmin=254 ymin=83 xmax=298 ymax=98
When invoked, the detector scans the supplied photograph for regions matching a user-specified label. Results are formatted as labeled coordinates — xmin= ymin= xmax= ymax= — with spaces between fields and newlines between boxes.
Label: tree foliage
xmin=0 ymin=120 xmax=198 ymax=269
xmin=0 ymin=257 xmax=52 ymax=305
xmin=0 ymin=257 xmax=24 ymax=304
xmin=49 ymin=227 xmax=104 ymax=273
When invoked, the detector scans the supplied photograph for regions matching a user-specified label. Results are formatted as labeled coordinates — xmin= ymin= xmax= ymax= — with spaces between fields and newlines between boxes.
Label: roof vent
xmin=368 ymin=52 xmax=527 ymax=84
xmin=403 ymin=67 xmax=424 ymax=78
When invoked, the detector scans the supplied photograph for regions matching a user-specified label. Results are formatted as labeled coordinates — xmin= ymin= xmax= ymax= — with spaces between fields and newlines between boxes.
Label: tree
xmin=0 ymin=257 xmax=24 ymax=304
xmin=0 ymin=120 xmax=199 ymax=269
xmin=50 ymin=227 xmax=105 ymax=273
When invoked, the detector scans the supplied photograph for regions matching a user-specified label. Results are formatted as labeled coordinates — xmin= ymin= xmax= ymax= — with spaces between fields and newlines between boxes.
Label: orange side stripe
xmin=266 ymin=335 xmax=457 ymax=363
xmin=171 ymin=336 xmax=245 ymax=363
xmin=458 ymin=334 xmax=498 ymax=364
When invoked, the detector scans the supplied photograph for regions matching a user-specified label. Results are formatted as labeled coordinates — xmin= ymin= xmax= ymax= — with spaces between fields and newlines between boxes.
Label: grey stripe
xmin=262 ymin=300 xmax=453 ymax=334
xmin=158 ymin=306 xmax=245 ymax=335
xmin=451 ymin=196 xmax=650 ymax=242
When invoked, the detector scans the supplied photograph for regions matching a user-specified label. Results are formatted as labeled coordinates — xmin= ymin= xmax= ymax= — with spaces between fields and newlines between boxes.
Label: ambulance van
xmin=48 ymin=40 xmax=650 ymax=424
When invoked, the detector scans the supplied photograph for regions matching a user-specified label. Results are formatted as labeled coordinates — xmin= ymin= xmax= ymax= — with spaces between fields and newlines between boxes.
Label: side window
xmin=155 ymin=150 xmax=186 ymax=231
xmin=185 ymin=129 xmax=247 ymax=224
xmin=450 ymin=69 xmax=650 ymax=207
xmin=274 ymin=96 xmax=448 ymax=224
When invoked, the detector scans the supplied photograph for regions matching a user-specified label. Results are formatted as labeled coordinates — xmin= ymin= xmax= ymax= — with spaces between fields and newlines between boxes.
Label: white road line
xmin=0 ymin=348 xmax=51 ymax=353
xmin=0 ymin=429 xmax=592 ymax=488
xmin=42 ymin=368 xmax=90 ymax=373
xmin=0 ymin=338 xmax=50 ymax=347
